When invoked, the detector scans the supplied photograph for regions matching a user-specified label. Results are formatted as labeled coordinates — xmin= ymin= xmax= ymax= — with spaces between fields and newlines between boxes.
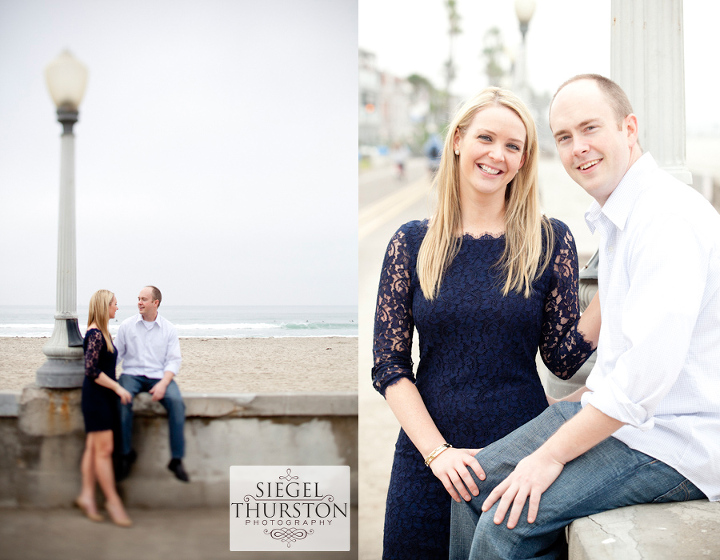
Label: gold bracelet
xmin=424 ymin=443 xmax=452 ymax=467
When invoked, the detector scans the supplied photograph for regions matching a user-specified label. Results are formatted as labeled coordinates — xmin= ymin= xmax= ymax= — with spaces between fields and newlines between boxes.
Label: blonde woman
xmin=372 ymin=88 xmax=600 ymax=558
xmin=75 ymin=289 xmax=133 ymax=527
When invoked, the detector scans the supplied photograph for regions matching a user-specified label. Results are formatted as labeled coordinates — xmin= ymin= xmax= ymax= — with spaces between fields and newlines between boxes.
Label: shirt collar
xmin=585 ymin=152 xmax=656 ymax=233
xmin=134 ymin=312 xmax=163 ymax=329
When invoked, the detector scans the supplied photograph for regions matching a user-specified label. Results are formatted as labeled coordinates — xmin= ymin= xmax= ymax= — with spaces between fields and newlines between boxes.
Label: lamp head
xmin=514 ymin=0 xmax=536 ymax=25
xmin=45 ymin=50 xmax=88 ymax=111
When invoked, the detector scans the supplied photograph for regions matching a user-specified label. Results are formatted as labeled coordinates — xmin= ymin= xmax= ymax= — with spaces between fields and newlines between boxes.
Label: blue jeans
xmin=450 ymin=402 xmax=705 ymax=560
xmin=118 ymin=374 xmax=186 ymax=460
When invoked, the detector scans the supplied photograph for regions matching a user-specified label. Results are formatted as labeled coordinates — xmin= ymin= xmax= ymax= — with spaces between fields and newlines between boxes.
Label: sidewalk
xmin=358 ymin=166 xmax=431 ymax=560
xmin=0 ymin=506 xmax=358 ymax=560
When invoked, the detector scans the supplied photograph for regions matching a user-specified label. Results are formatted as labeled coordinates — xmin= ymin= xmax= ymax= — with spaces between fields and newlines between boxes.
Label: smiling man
xmin=551 ymin=77 xmax=642 ymax=205
xmin=449 ymin=74 xmax=720 ymax=559
xmin=115 ymin=285 xmax=189 ymax=483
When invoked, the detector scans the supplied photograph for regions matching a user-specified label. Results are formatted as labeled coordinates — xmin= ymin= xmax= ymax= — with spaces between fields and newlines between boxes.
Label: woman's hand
xmin=383 ymin=380 xmax=486 ymax=501
xmin=428 ymin=447 xmax=485 ymax=502
xmin=95 ymin=372 xmax=133 ymax=405
xmin=115 ymin=385 xmax=133 ymax=405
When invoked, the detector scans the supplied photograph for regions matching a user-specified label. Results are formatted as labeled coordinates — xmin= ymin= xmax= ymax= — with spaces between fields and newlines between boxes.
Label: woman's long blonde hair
xmin=418 ymin=87 xmax=553 ymax=300
xmin=87 ymin=289 xmax=115 ymax=352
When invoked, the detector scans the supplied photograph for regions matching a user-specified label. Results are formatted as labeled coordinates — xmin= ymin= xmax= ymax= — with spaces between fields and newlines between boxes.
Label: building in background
xmin=359 ymin=48 xmax=458 ymax=163
xmin=359 ymin=49 xmax=381 ymax=149
xmin=378 ymin=72 xmax=414 ymax=149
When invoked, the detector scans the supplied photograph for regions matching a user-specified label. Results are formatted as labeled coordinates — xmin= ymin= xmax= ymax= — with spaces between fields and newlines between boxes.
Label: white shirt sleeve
xmin=163 ymin=324 xmax=182 ymax=375
xmin=115 ymin=321 xmax=127 ymax=366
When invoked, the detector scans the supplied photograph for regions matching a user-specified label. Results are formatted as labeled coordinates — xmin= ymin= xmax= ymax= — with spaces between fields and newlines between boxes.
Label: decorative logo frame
xmin=230 ymin=465 xmax=350 ymax=552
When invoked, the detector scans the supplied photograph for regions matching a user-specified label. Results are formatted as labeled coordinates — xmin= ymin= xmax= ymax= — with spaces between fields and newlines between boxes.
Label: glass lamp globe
xmin=514 ymin=0 xmax=536 ymax=25
xmin=45 ymin=50 xmax=88 ymax=110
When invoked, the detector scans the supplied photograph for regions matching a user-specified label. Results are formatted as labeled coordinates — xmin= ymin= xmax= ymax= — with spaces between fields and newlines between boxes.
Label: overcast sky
xmin=0 ymin=0 xmax=358 ymax=308
xmin=359 ymin=0 xmax=720 ymax=134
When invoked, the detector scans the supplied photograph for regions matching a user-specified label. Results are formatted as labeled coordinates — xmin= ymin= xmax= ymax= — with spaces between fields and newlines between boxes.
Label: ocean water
xmin=0 ymin=305 xmax=358 ymax=339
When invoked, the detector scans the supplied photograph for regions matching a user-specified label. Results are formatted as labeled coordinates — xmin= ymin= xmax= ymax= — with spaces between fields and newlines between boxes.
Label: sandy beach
xmin=0 ymin=336 xmax=358 ymax=393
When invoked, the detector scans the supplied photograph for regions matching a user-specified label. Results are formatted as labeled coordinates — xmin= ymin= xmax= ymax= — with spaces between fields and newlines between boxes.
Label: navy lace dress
xmin=372 ymin=218 xmax=594 ymax=559
xmin=82 ymin=328 xmax=119 ymax=433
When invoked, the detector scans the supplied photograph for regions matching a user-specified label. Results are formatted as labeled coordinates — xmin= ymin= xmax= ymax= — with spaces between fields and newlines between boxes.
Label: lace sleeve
xmin=84 ymin=330 xmax=104 ymax=380
xmin=371 ymin=226 xmax=416 ymax=396
xmin=539 ymin=221 xmax=595 ymax=379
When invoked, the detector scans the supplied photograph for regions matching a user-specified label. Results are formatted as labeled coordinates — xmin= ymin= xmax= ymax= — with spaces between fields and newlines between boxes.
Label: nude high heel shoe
xmin=74 ymin=498 xmax=104 ymax=522
xmin=105 ymin=502 xmax=133 ymax=528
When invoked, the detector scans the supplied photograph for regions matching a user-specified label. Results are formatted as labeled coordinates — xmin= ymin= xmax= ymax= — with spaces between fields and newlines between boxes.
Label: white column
xmin=36 ymin=120 xmax=84 ymax=388
xmin=611 ymin=0 xmax=692 ymax=184
xmin=55 ymin=132 xmax=79 ymax=322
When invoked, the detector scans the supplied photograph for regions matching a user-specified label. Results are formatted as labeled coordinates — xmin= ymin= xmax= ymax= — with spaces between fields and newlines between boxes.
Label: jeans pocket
xmin=652 ymin=479 xmax=695 ymax=504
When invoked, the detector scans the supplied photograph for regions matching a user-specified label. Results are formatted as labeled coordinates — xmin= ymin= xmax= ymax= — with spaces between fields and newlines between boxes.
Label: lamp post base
xmin=36 ymin=358 xmax=84 ymax=388
xmin=36 ymin=317 xmax=85 ymax=388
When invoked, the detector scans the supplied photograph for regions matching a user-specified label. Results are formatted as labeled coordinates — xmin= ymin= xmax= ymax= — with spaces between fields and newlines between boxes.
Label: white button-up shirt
xmin=115 ymin=312 xmax=182 ymax=379
xmin=582 ymin=153 xmax=720 ymax=501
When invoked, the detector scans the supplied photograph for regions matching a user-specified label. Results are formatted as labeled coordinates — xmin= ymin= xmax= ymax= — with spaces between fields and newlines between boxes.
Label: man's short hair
xmin=552 ymin=74 xmax=635 ymax=127
xmin=146 ymin=285 xmax=162 ymax=306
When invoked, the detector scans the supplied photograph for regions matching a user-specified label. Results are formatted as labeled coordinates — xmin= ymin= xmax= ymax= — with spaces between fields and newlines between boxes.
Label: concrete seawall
xmin=0 ymin=388 xmax=358 ymax=510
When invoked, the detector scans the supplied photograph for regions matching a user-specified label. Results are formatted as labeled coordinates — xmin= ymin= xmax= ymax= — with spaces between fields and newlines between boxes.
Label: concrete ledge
xmin=568 ymin=500 xmax=720 ymax=559
xmin=139 ymin=391 xmax=358 ymax=417
xmin=0 ymin=388 xmax=358 ymax=510
xmin=18 ymin=385 xmax=83 ymax=436
xmin=0 ymin=389 xmax=358 ymax=419
xmin=0 ymin=390 xmax=20 ymax=416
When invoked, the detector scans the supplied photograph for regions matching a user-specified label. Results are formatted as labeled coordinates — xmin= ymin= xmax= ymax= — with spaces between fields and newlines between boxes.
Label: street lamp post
xmin=513 ymin=0 xmax=536 ymax=103
xmin=36 ymin=50 xmax=88 ymax=389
